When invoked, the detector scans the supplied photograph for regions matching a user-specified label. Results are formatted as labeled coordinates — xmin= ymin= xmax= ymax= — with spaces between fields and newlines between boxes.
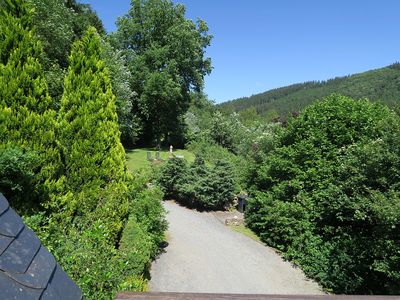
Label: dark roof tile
xmin=0 ymin=194 xmax=82 ymax=299
xmin=0 ymin=193 xmax=9 ymax=215
xmin=9 ymin=245 xmax=56 ymax=289
xmin=41 ymin=265 xmax=82 ymax=300
xmin=0 ymin=271 xmax=42 ymax=300
xmin=0 ymin=234 xmax=14 ymax=255
xmin=0 ymin=207 xmax=24 ymax=237
xmin=0 ymin=227 xmax=41 ymax=274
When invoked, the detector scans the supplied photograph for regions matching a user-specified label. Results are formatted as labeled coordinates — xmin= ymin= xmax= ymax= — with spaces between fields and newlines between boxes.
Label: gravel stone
xmin=149 ymin=201 xmax=324 ymax=294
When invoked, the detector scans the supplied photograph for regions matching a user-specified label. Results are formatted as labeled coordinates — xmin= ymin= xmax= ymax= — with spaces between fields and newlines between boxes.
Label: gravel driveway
xmin=149 ymin=201 xmax=324 ymax=294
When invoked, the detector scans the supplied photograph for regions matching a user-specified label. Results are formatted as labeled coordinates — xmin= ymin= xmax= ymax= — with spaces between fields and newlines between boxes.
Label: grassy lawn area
xmin=126 ymin=148 xmax=195 ymax=171
xmin=229 ymin=224 xmax=262 ymax=243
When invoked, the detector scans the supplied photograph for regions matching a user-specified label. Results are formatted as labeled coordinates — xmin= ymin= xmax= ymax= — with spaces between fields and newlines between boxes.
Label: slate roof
xmin=0 ymin=193 xmax=82 ymax=300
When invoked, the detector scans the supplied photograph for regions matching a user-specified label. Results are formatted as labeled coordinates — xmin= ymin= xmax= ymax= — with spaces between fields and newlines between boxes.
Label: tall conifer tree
xmin=0 ymin=0 xmax=58 ymax=198
xmin=58 ymin=26 xmax=127 ymax=214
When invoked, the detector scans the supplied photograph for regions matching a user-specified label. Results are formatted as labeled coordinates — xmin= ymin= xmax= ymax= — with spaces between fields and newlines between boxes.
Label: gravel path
xmin=149 ymin=201 xmax=324 ymax=294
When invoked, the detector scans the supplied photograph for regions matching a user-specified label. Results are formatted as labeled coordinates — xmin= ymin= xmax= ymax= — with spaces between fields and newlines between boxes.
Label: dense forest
xmin=1 ymin=0 xmax=400 ymax=298
xmin=218 ymin=64 xmax=400 ymax=119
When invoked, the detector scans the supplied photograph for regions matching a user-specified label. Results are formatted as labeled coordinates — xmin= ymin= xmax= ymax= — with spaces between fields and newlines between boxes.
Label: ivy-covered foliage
xmin=245 ymin=94 xmax=400 ymax=294
xmin=157 ymin=156 xmax=236 ymax=210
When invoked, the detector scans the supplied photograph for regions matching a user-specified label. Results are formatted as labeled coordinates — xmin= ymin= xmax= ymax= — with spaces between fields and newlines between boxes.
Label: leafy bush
xmin=157 ymin=156 xmax=236 ymax=210
xmin=55 ymin=222 xmax=122 ymax=300
xmin=246 ymin=94 xmax=400 ymax=294
xmin=129 ymin=187 xmax=168 ymax=255
xmin=51 ymin=213 xmax=152 ymax=300
xmin=204 ymin=160 xmax=236 ymax=209
xmin=118 ymin=215 xmax=153 ymax=276
xmin=41 ymin=177 xmax=166 ymax=300
xmin=0 ymin=147 xmax=41 ymax=211
xmin=187 ymin=140 xmax=236 ymax=165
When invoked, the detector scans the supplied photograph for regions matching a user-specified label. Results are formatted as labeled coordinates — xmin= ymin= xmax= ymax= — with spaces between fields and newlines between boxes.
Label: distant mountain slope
xmin=218 ymin=63 xmax=400 ymax=116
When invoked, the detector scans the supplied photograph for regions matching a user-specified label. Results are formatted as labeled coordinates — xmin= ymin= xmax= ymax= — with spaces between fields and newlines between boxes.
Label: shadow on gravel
xmin=163 ymin=199 xmax=227 ymax=213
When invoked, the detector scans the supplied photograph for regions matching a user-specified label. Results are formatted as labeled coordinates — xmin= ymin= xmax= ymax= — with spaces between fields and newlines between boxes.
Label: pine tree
xmin=57 ymin=26 xmax=128 ymax=214
xmin=0 ymin=0 xmax=58 ymax=205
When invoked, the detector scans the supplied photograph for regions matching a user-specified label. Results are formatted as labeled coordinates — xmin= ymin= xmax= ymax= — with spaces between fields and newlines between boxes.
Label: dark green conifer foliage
xmin=57 ymin=26 xmax=128 ymax=214
xmin=0 ymin=0 xmax=58 ymax=204
xmin=157 ymin=156 xmax=236 ymax=210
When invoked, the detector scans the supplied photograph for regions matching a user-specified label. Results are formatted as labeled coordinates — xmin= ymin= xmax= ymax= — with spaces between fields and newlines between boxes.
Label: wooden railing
xmin=116 ymin=292 xmax=398 ymax=300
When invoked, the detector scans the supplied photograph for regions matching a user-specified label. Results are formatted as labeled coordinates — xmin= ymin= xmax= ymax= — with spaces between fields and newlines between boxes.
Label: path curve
xmin=149 ymin=201 xmax=324 ymax=294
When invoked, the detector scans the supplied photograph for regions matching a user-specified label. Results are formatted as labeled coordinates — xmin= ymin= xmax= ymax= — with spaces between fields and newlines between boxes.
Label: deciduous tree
xmin=112 ymin=0 xmax=212 ymax=146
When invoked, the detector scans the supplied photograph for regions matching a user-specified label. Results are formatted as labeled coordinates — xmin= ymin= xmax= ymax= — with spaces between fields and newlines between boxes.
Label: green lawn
xmin=125 ymin=148 xmax=195 ymax=171
xmin=229 ymin=224 xmax=262 ymax=243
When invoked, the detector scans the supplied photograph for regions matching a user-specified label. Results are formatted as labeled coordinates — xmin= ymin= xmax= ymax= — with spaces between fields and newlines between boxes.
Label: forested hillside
xmin=218 ymin=64 xmax=400 ymax=117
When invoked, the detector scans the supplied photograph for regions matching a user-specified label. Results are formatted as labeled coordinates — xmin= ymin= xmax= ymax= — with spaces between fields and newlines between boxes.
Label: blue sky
xmin=84 ymin=0 xmax=400 ymax=103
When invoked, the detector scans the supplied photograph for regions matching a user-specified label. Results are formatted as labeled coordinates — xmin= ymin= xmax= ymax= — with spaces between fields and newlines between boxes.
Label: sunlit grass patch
xmin=125 ymin=148 xmax=195 ymax=171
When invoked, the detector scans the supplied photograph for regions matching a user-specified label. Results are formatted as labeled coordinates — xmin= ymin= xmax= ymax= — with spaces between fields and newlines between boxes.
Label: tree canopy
xmin=112 ymin=0 xmax=212 ymax=146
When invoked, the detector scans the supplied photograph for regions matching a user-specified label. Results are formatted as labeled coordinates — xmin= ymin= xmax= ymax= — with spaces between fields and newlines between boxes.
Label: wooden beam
xmin=115 ymin=292 xmax=398 ymax=300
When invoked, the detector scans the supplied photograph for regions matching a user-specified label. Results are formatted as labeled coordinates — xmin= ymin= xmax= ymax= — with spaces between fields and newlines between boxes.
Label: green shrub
xmin=202 ymin=160 xmax=236 ymax=209
xmin=0 ymin=147 xmax=41 ymax=211
xmin=129 ymin=187 xmax=168 ymax=255
xmin=187 ymin=139 xmax=236 ymax=165
xmin=246 ymin=94 xmax=400 ymax=294
xmin=53 ymin=216 xmax=152 ymax=299
xmin=157 ymin=156 xmax=236 ymax=210
xmin=55 ymin=223 xmax=121 ymax=300
xmin=119 ymin=215 xmax=153 ymax=275
xmin=45 ymin=178 xmax=167 ymax=300
xmin=157 ymin=157 xmax=189 ymax=199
